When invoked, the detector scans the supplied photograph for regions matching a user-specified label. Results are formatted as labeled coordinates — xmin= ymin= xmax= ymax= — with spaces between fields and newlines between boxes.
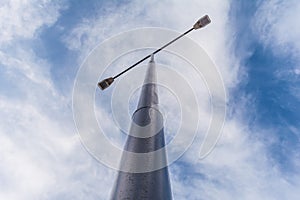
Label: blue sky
xmin=0 ymin=0 xmax=300 ymax=199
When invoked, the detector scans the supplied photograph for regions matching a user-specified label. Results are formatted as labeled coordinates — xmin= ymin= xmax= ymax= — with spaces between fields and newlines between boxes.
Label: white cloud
xmin=170 ymin=112 xmax=300 ymax=199
xmin=0 ymin=0 xmax=66 ymax=44
xmin=0 ymin=49 xmax=53 ymax=94
xmin=0 ymin=98 xmax=115 ymax=199
xmin=0 ymin=99 xmax=69 ymax=199
xmin=0 ymin=1 xmax=115 ymax=199
xmin=253 ymin=0 xmax=300 ymax=103
xmin=253 ymin=0 xmax=300 ymax=59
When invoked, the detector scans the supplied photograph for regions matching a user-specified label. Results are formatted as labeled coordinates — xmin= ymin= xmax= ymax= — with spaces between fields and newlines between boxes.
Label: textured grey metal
xmin=110 ymin=55 xmax=172 ymax=200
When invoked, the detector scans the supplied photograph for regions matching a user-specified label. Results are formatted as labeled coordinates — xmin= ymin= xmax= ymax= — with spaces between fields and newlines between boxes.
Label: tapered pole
xmin=110 ymin=55 xmax=172 ymax=199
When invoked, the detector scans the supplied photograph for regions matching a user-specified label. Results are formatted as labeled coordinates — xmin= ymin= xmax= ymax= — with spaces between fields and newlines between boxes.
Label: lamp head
xmin=98 ymin=77 xmax=114 ymax=90
xmin=193 ymin=15 xmax=211 ymax=29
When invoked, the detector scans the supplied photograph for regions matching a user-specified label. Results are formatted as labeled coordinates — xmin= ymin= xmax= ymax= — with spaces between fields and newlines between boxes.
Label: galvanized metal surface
xmin=110 ymin=56 xmax=172 ymax=200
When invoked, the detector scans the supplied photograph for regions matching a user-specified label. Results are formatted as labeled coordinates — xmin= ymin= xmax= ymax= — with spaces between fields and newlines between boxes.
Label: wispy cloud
xmin=0 ymin=1 xmax=115 ymax=199
xmin=0 ymin=0 xmax=66 ymax=45
xmin=253 ymin=0 xmax=300 ymax=59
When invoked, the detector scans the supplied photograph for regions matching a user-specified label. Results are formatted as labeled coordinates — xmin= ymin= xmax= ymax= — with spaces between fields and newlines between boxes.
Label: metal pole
xmin=110 ymin=55 xmax=172 ymax=200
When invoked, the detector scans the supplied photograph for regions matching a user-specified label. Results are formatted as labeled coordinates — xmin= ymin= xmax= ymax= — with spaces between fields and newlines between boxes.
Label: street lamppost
xmin=98 ymin=15 xmax=211 ymax=90
xmin=96 ymin=15 xmax=211 ymax=200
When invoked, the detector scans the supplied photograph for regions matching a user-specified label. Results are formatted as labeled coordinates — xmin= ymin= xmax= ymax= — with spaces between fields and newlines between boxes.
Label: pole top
xmin=150 ymin=54 xmax=155 ymax=63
